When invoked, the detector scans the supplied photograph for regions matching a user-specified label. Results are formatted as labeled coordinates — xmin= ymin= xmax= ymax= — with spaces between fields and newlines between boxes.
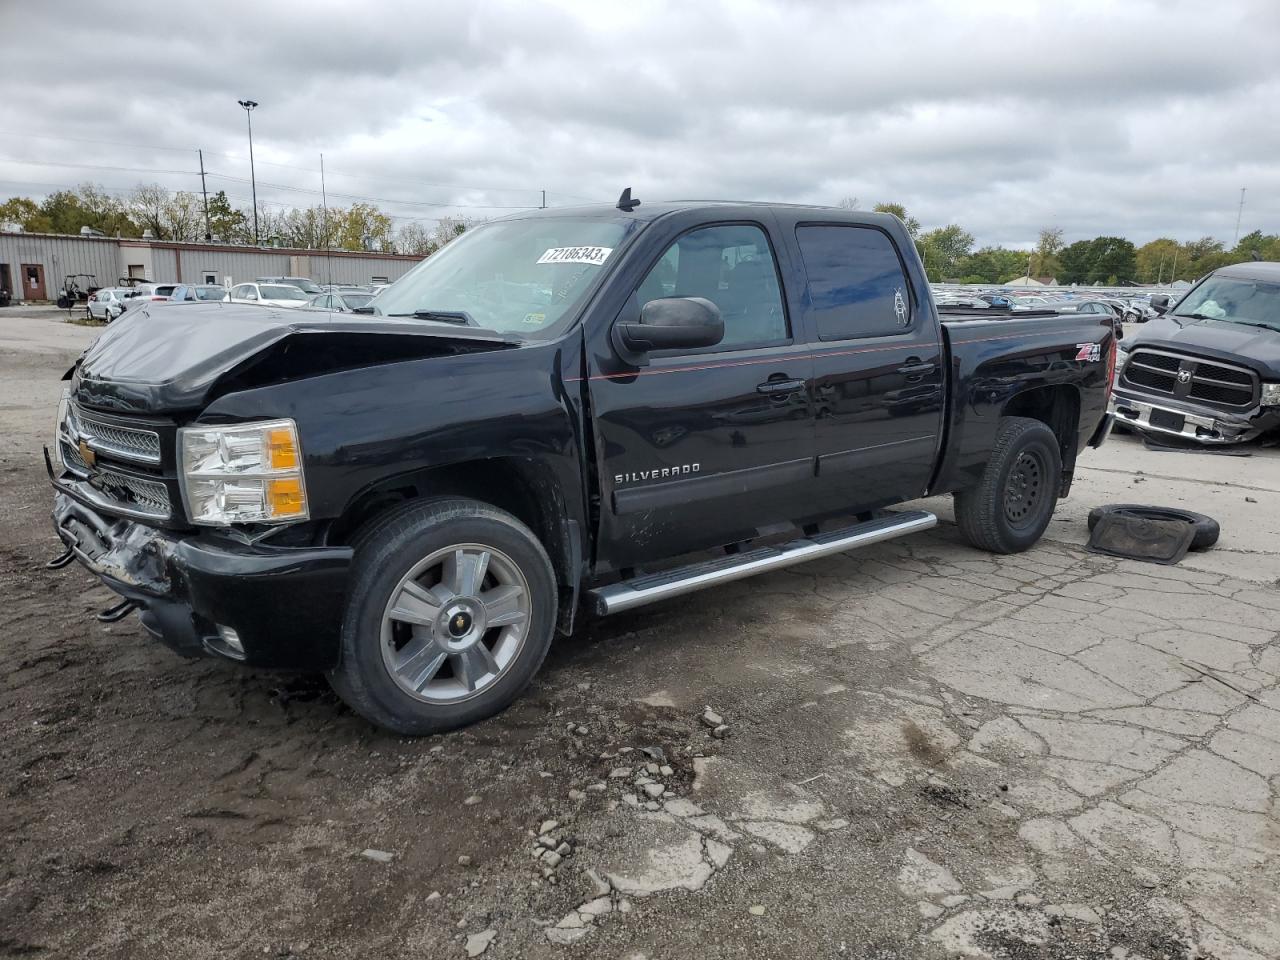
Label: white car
xmin=86 ymin=287 xmax=138 ymax=322
xmin=227 ymin=282 xmax=312 ymax=308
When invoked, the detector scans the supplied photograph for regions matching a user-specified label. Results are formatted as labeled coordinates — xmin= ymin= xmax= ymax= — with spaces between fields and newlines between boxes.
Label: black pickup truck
xmin=48 ymin=197 xmax=1115 ymax=734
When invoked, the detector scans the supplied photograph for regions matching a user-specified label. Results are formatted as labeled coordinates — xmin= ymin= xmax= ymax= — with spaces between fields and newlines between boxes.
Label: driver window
xmin=637 ymin=224 xmax=788 ymax=350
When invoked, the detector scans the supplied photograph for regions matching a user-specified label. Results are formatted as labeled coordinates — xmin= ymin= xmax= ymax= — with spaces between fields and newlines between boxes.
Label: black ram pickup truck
xmin=1111 ymin=261 xmax=1280 ymax=444
xmin=48 ymin=198 xmax=1116 ymax=734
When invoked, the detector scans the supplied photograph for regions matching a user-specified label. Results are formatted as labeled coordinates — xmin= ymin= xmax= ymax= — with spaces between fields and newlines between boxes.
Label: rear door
xmin=588 ymin=219 xmax=816 ymax=568
xmin=788 ymin=220 xmax=946 ymax=514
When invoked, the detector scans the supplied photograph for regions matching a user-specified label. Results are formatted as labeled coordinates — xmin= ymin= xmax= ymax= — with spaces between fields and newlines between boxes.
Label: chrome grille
xmin=78 ymin=413 xmax=161 ymax=464
xmin=93 ymin=469 xmax=170 ymax=517
xmin=1121 ymin=349 xmax=1258 ymax=411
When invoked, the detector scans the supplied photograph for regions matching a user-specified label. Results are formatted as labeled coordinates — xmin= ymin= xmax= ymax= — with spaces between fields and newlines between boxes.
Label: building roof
xmin=0 ymin=229 xmax=422 ymax=261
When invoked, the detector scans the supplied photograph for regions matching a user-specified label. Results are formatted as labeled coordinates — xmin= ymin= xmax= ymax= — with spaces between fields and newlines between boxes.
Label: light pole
xmin=237 ymin=99 xmax=260 ymax=244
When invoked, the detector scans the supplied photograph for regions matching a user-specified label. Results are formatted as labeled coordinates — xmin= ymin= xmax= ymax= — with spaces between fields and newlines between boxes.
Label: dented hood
xmin=71 ymin=301 xmax=517 ymax=414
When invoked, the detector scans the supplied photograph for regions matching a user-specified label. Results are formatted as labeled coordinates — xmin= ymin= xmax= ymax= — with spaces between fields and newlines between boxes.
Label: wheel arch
xmin=1000 ymin=384 xmax=1081 ymax=495
xmin=329 ymin=457 xmax=584 ymax=635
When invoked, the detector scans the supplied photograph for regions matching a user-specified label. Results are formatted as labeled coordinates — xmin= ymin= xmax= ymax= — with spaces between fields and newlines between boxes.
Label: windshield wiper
xmin=1214 ymin=318 xmax=1278 ymax=331
xmin=1171 ymin=312 xmax=1218 ymax=323
xmin=387 ymin=309 xmax=476 ymax=326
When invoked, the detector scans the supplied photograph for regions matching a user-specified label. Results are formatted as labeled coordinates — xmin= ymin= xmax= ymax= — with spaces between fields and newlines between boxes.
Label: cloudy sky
xmin=1 ymin=0 xmax=1277 ymax=249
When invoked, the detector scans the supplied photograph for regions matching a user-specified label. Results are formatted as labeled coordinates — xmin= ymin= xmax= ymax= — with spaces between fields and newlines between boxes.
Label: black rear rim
xmin=1004 ymin=449 xmax=1047 ymax=528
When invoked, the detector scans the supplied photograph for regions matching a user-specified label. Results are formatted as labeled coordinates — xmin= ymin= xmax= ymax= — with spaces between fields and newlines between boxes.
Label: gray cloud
xmin=1 ymin=0 xmax=1277 ymax=248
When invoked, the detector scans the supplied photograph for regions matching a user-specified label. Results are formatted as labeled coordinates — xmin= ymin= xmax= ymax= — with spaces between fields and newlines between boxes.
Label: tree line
xmin=840 ymin=198 xmax=1278 ymax=285
xmin=0 ymin=182 xmax=470 ymax=257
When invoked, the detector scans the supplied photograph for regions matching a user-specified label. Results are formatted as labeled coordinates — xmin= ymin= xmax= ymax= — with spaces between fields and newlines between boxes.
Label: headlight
xmin=1262 ymin=382 xmax=1280 ymax=407
xmin=1114 ymin=348 xmax=1129 ymax=378
xmin=179 ymin=419 xmax=308 ymax=525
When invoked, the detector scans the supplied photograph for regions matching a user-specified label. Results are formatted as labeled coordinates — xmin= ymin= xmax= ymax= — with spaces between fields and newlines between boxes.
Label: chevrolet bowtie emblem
xmin=78 ymin=439 xmax=96 ymax=468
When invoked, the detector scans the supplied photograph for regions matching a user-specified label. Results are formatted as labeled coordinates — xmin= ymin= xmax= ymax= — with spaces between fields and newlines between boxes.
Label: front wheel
xmin=328 ymin=498 xmax=557 ymax=735
xmin=954 ymin=416 xmax=1063 ymax=553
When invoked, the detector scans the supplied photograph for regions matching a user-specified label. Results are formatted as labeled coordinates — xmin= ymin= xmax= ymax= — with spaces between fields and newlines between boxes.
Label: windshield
xmin=1173 ymin=275 xmax=1280 ymax=332
xmin=262 ymin=285 xmax=310 ymax=300
xmin=372 ymin=216 xmax=638 ymax=335
xmin=342 ymin=293 xmax=373 ymax=308
xmin=194 ymin=286 xmax=225 ymax=300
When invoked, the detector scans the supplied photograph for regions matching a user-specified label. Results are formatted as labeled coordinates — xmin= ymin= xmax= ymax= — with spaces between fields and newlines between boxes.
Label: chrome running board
xmin=588 ymin=510 xmax=937 ymax=616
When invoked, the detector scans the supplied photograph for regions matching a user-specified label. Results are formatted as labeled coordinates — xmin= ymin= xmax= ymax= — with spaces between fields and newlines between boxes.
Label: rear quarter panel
xmin=931 ymin=315 xmax=1115 ymax=494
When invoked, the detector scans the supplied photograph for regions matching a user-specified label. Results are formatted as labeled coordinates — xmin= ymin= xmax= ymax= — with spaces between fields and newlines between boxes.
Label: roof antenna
xmin=616 ymin=187 xmax=641 ymax=212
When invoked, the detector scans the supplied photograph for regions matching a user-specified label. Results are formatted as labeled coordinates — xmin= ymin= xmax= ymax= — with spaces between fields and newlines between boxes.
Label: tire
xmin=328 ymin=497 xmax=557 ymax=735
xmin=1087 ymin=504 xmax=1219 ymax=551
xmin=954 ymin=416 xmax=1063 ymax=554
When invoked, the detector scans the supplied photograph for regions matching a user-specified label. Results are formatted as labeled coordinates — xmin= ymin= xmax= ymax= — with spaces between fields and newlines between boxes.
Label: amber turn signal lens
xmin=267 ymin=477 xmax=305 ymax=517
xmin=267 ymin=428 xmax=299 ymax=469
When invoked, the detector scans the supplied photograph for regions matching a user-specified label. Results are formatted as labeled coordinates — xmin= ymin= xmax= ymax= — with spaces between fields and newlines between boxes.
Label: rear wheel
xmin=955 ymin=416 xmax=1063 ymax=553
xmin=328 ymin=498 xmax=557 ymax=735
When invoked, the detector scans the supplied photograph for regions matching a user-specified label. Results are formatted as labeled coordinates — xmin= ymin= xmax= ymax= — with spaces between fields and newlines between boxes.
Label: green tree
xmin=1135 ymin=238 xmax=1180 ymax=283
xmin=0 ymin=196 xmax=52 ymax=233
xmin=1057 ymin=239 xmax=1094 ymax=284
xmin=917 ymin=224 xmax=974 ymax=281
xmin=1029 ymin=227 xmax=1063 ymax=280
xmin=206 ymin=190 xmax=249 ymax=242
xmin=958 ymin=246 xmax=1029 ymax=283
xmin=872 ymin=202 xmax=921 ymax=239
xmin=1088 ymin=237 xmax=1136 ymax=283
xmin=330 ymin=202 xmax=395 ymax=252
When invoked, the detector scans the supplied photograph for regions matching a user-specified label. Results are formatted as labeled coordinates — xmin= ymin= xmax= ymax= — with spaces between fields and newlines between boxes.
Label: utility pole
xmin=1234 ymin=187 xmax=1246 ymax=245
xmin=198 ymin=149 xmax=211 ymax=241
xmin=1170 ymin=247 xmax=1178 ymax=284
xmin=321 ymin=153 xmax=333 ymax=287
xmin=237 ymin=99 xmax=260 ymax=244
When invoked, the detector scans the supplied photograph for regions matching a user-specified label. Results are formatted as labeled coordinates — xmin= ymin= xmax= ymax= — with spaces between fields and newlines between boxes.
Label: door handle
xmin=757 ymin=377 xmax=806 ymax=396
xmin=897 ymin=360 xmax=936 ymax=376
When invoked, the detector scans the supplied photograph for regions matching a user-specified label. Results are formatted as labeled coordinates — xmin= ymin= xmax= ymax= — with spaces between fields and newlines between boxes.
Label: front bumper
xmin=1109 ymin=388 xmax=1280 ymax=445
xmin=52 ymin=491 xmax=352 ymax=669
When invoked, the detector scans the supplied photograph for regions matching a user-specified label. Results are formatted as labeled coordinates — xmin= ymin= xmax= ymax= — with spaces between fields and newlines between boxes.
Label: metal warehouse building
xmin=0 ymin=231 xmax=425 ymax=302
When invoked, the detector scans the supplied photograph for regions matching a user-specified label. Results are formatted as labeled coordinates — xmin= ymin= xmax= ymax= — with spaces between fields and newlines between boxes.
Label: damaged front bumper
xmin=51 ymin=491 xmax=352 ymax=669
xmin=1109 ymin=388 xmax=1280 ymax=445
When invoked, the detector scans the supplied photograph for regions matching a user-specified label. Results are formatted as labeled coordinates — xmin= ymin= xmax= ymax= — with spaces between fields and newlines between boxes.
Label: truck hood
xmin=71 ymin=301 xmax=519 ymax=415
xmin=1128 ymin=315 xmax=1280 ymax=381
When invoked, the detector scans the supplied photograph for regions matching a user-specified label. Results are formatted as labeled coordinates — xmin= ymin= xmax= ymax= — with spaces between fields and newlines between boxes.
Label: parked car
xmin=118 ymin=283 xmax=180 ymax=314
xmin=1111 ymin=261 xmax=1280 ymax=443
xmin=86 ymin=287 xmax=136 ymax=322
xmin=169 ymin=284 xmax=229 ymax=303
xmin=48 ymin=199 xmax=1115 ymax=735
xmin=256 ymin=276 xmax=324 ymax=296
xmin=227 ymin=282 xmax=311 ymax=308
xmin=305 ymin=291 xmax=376 ymax=312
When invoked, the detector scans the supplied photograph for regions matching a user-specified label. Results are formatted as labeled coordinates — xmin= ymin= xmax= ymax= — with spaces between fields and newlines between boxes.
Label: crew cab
xmin=48 ymin=197 xmax=1115 ymax=735
xmin=1111 ymin=262 xmax=1280 ymax=444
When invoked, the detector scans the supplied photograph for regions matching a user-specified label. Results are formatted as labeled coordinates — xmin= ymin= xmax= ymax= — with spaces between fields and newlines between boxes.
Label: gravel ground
xmin=2 ymin=308 xmax=1278 ymax=959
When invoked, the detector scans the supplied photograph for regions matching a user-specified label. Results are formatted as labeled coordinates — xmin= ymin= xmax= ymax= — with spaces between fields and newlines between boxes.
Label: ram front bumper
xmin=1109 ymin=388 xmax=1280 ymax=445
xmin=51 ymin=491 xmax=352 ymax=669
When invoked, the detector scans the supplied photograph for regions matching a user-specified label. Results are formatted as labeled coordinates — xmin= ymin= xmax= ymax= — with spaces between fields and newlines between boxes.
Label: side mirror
xmin=1149 ymin=294 xmax=1170 ymax=314
xmin=613 ymin=297 xmax=724 ymax=363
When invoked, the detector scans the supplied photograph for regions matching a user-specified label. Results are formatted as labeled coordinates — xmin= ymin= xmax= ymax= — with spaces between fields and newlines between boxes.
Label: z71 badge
xmin=1075 ymin=342 xmax=1101 ymax=363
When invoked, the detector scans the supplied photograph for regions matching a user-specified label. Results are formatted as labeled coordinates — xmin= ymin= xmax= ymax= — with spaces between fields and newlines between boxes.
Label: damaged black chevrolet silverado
xmin=1111 ymin=261 xmax=1280 ymax=444
xmin=48 ymin=197 xmax=1116 ymax=734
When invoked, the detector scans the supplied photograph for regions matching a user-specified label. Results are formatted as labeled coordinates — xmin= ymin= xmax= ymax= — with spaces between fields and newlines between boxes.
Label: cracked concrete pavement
xmin=2 ymin=309 xmax=1279 ymax=958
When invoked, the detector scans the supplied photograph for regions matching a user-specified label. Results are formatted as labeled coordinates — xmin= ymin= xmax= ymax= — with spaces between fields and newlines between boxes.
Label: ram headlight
xmin=179 ymin=419 xmax=308 ymax=525
xmin=1262 ymin=382 xmax=1280 ymax=407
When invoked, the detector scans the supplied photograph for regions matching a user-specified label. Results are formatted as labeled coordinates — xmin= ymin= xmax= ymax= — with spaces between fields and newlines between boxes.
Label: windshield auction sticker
xmin=537 ymin=246 xmax=613 ymax=266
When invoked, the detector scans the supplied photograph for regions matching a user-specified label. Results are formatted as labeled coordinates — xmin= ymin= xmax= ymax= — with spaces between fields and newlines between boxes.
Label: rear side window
xmin=796 ymin=225 xmax=913 ymax=340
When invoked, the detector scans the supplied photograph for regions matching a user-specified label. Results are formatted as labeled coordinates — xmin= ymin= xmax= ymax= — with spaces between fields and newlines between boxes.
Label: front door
xmin=790 ymin=222 xmax=946 ymax=514
xmin=22 ymin=264 xmax=46 ymax=301
xmin=589 ymin=221 xmax=815 ymax=569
